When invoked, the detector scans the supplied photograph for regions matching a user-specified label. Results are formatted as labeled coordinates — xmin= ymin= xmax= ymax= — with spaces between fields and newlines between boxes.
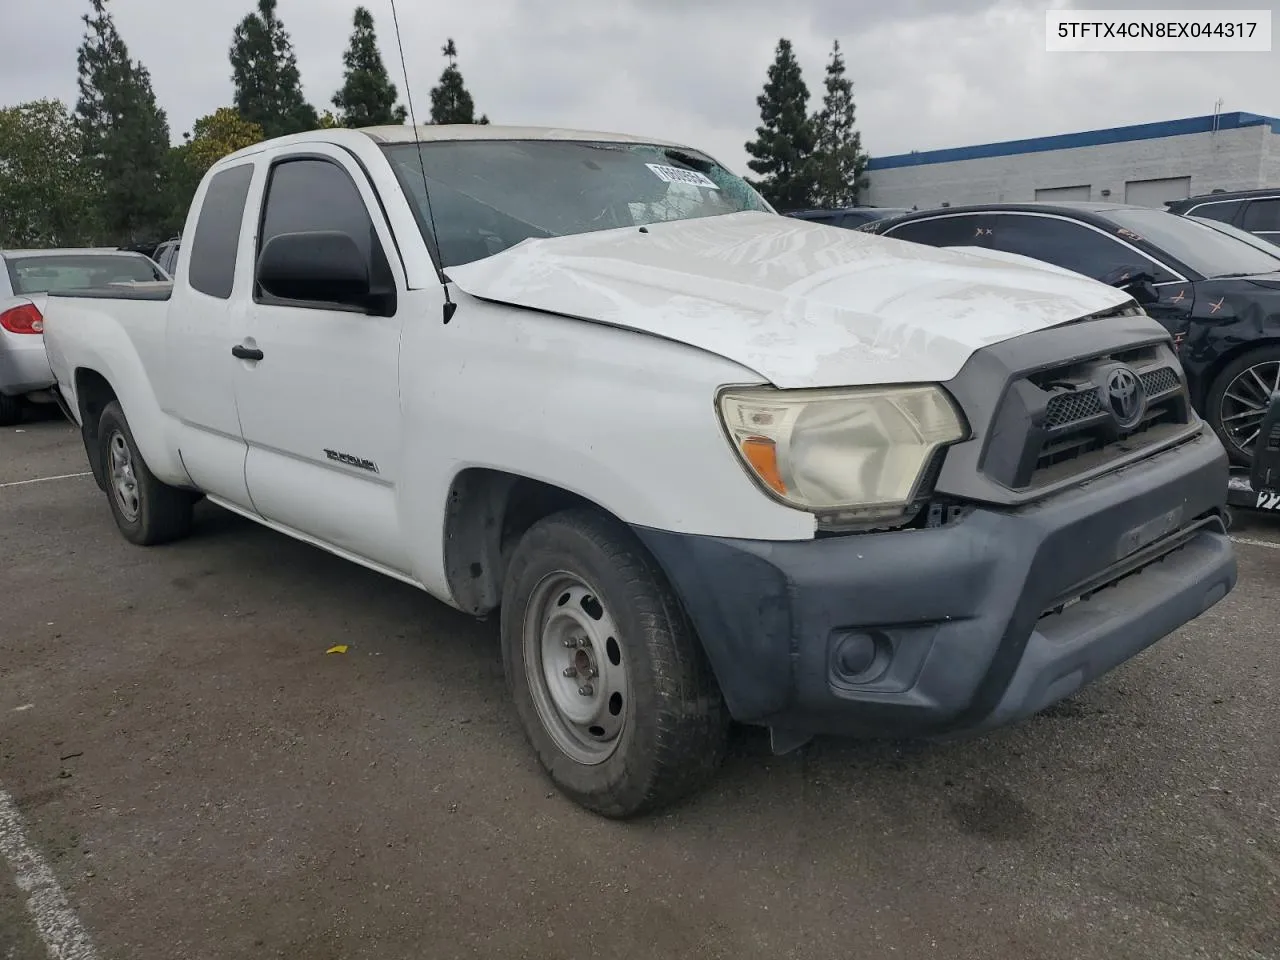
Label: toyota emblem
xmin=1105 ymin=366 xmax=1146 ymax=430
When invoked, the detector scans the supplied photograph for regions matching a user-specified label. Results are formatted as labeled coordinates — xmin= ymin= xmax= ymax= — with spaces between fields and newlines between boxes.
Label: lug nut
xmin=587 ymin=667 xmax=598 ymax=678
xmin=562 ymin=667 xmax=578 ymax=678
xmin=577 ymin=684 xmax=594 ymax=696
xmin=562 ymin=638 xmax=577 ymax=648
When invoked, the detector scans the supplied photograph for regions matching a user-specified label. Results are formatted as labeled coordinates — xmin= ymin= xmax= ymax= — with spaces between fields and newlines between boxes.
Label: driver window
xmin=984 ymin=215 xmax=1176 ymax=283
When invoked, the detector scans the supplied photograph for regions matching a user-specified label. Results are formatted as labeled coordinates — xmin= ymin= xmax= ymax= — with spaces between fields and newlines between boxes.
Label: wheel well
xmin=74 ymin=369 xmax=117 ymax=491
xmin=1196 ymin=338 xmax=1280 ymax=409
xmin=443 ymin=469 xmax=598 ymax=615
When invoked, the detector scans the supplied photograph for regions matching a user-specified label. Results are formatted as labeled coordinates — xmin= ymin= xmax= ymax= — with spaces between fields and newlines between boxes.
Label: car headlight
xmin=718 ymin=384 xmax=968 ymax=525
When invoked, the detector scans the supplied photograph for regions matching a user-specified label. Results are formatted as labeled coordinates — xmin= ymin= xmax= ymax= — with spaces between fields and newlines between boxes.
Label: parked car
xmin=41 ymin=126 xmax=1236 ymax=817
xmin=1166 ymin=188 xmax=1280 ymax=247
xmin=153 ymin=237 xmax=181 ymax=276
xmin=786 ymin=206 xmax=912 ymax=229
xmin=862 ymin=202 xmax=1280 ymax=467
xmin=0 ymin=248 xmax=168 ymax=425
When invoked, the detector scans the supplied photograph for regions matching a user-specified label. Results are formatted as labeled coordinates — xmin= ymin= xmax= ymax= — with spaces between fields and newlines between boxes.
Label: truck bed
xmin=49 ymin=281 xmax=174 ymax=302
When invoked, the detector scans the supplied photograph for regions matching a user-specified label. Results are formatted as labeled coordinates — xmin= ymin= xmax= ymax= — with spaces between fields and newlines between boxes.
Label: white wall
xmin=866 ymin=126 xmax=1278 ymax=209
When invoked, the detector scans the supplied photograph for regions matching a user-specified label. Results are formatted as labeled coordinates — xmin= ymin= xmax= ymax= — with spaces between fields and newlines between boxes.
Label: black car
xmin=861 ymin=201 xmax=1280 ymax=466
xmin=1166 ymin=188 xmax=1280 ymax=247
xmin=786 ymin=206 xmax=911 ymax=229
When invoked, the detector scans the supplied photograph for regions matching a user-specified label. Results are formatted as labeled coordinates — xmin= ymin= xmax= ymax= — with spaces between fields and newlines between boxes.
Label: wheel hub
xmin=108 ymin=430 xmax=140 ymax=521
xmin=524 ymin=575 xmax=628 ymax=765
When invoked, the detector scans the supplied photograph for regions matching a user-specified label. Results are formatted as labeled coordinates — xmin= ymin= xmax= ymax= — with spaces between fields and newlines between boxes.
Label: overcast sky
xmin=3 ymin=0 xmax=1277 ymax=173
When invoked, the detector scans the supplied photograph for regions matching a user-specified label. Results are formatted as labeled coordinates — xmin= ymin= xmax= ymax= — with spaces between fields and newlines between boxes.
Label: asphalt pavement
xmin=1 ymin=414 xmax=1277 ymax=960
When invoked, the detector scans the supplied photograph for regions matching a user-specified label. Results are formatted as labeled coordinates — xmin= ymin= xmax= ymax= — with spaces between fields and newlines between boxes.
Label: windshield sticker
xmin=645 ymin=163 xmax=720 ymax=190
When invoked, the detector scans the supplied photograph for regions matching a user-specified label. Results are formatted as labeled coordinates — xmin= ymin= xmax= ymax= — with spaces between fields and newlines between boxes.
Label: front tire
xmin=97 ymin=401 xmax=193 ymax=545
xmin=500 ymin=508 xmax=728 ymax=818
xmin=1205 ymin=344 xmax=1280 ymax=467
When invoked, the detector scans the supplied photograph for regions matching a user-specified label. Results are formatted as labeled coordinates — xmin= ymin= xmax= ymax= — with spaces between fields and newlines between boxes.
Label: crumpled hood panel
xmin=447 ymin=210 xmax=1133 ymax=388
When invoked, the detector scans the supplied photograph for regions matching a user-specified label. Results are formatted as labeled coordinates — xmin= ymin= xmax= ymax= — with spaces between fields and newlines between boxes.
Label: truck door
xmin=231 ymin=145 xmax=412 ymax=573
xmin=166 ymin=161 xmax=257 ymax=509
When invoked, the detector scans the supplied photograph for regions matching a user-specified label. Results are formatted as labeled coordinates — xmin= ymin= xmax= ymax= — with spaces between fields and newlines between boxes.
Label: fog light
xmin=831 ymin=630 xmax=892 ymax=683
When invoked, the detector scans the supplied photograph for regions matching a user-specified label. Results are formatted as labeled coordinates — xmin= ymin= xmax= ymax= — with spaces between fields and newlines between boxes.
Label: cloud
xmin=1 ymin=0 xmax=1276 ymax=176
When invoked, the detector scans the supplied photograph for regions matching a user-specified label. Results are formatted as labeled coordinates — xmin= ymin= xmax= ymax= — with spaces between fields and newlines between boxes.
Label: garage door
xmin=1124 ymin=176 xmax=1191 ymax=207
xmin=1035 ymin=185 xmax=1091 ymax=202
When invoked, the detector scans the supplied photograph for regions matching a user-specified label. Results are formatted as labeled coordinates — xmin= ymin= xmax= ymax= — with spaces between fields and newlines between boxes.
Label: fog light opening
xmin=832 ymin=630 xmax=892 ymax=684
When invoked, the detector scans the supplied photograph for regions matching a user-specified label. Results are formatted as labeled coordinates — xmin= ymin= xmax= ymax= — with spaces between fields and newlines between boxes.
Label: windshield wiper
xmin=1212 ymin=271 xmax=1268 ymax=279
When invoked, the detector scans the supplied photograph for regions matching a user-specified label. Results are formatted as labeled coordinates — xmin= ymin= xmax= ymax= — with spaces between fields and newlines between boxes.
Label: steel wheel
xmin=522 ymin=572 xmax=629 ymax=766
xmin=1219 ymin=360 xmax=1280 ymax=456
xmin=107 ymin=429 xmax=141 ymax=521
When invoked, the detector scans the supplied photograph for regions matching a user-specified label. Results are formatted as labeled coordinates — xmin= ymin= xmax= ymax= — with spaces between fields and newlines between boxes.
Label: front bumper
xmin=0 ymin=333 xmax=55 ymax=396
xmin=634 ymin=431 xmax=1237 ymax=741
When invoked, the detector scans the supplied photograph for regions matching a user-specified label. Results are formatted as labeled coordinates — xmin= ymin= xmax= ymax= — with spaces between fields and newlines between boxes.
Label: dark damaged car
xmin=861 ymin=201 xmax=1280 ymax=467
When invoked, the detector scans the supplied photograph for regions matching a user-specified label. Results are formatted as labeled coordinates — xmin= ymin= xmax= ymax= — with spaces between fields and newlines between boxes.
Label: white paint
xmin=12 ymin=704 xmax=34 ymax=712
xmin=0 ymin=472 xmax=92 ymax=489
xmin=448 ymin=209 xmax=1134 ymax=388
xmin=0 ymin=788 xmax=99 ymax=959
xmin=1231 ymin=535 xmax=1280 ymax=550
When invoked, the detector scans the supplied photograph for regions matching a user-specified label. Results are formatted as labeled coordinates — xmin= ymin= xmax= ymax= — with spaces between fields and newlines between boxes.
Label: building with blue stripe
xmin=864 ymin=112 xmax=1280 ymax=210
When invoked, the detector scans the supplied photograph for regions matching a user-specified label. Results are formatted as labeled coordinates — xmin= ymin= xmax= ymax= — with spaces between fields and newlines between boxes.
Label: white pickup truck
xmin=43 ymin=125 xmax=1238 ymax=817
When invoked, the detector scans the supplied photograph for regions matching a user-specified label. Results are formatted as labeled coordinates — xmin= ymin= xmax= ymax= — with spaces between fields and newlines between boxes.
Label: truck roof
xmin=216 ymin=123 xmax=698 ymax=166
xmin=360 ymin=123 xmax=692 ymax=148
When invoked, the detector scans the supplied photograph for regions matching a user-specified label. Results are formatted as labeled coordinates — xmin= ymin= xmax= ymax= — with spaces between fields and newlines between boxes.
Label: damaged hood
xmin=446 ymin=210 xmax=1135 ymax=388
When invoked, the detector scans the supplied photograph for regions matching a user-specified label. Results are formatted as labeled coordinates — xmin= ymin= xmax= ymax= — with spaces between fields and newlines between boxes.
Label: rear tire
xmin=97 ymin=401 xmax=193 ymax=545
xmin=500 ymin=507 xmax=728 ymax=818
xmin=1204 ymin=344 xmax=1280 ymax=467
xmin=0 ymin=393 xmax=22 ymax=427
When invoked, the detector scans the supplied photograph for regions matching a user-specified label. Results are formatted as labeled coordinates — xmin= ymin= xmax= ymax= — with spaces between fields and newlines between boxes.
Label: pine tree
xmin=230 ymin=0 xmax=318 ymax=139
xmin=429 ymin=39 xmax=489 ymax=125
xmin=75 ymin=0 xmax=172 ymax=245
xmin=744 ymin=38 xmax=816 ymax=212
xmin=810 ymin=41 xmax=869 ymax=208
xmin=333 ymin=7 xmax=407 ymax=128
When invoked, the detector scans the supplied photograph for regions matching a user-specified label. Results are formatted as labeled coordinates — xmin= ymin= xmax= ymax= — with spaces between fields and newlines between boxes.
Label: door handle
xmin=231 ymin=344 xmax=264 ymax=361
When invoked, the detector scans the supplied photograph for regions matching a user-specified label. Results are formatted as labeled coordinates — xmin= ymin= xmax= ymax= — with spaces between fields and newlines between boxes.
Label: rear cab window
xmin=188 ymin=163 xmax=254 ymax=299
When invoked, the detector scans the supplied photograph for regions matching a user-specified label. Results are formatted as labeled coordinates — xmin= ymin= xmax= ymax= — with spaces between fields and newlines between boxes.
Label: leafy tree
xmin=429 ymin=39 xmax=489 ymax=125
xmin=744 ymin=38 xmax=816 ymax=211
xmin=809 ymin=40 xmax=869 ymax=208
xmin=317 ymin=110 xmax=343 ymax=129
xmin=230 ymin=0 xmax=318 ymax=139
xmin=333 ymin=7 xmax=407 ymax=128
xmin=185 ymin=107 xmax=265 ymax=173
xmin=0 ymin=100 xmax=99 ymax=247
xmin=76 ymin=0 xmax=172 ymax=245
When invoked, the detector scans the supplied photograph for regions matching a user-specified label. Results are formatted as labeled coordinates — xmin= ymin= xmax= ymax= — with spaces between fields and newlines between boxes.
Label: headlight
xmin=718 ymin=384 xmax=967 ymax=524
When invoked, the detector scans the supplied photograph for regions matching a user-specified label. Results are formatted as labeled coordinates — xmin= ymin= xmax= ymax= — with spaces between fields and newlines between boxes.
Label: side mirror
xmin=1100 ymin=266 xmax=1160 ymax=305
xmin=256 ymin=230 xmax=394 ymax=314
xmin=1126 ymin=279 xmax=1160 ymax=305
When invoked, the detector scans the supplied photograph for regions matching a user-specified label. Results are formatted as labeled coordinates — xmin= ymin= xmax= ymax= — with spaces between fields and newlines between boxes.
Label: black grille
xmin=1042 ymin=365 xmax=1183 ymax=430
xmin=978 ymin=345 xmax=1196 ymax=491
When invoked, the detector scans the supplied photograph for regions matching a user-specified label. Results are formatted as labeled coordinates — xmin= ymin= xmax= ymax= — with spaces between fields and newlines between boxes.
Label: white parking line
xmin=0 ymin=787 xmax=99 ymax=959
xmin=1230 ymin=535 xmax=1280 ymax=551
xmin=0 ymin=472 xmax=92 ymax=490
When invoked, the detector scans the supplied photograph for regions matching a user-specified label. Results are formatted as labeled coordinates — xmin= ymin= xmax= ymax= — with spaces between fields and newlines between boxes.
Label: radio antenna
xmin=388 ymin=0 xmax=457 ymax=323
